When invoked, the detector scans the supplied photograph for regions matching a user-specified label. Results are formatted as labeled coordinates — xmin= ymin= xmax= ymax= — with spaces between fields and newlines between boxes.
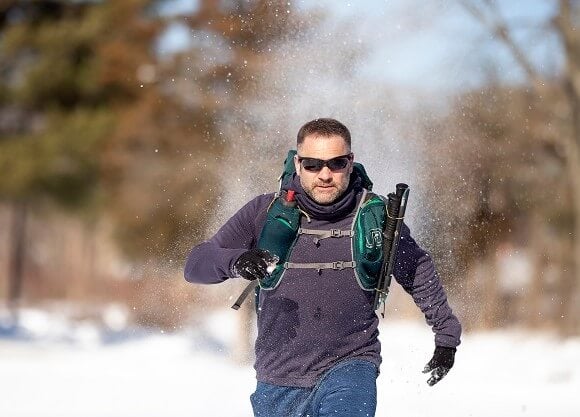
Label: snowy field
xmin=1 ymin=308 xmax=579 ymax=417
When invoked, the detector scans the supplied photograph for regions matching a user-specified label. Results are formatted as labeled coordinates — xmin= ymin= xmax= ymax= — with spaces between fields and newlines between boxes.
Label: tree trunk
xmin=85 ymin=221 xmax=97 ymax=294
xmin=560 ymin=118 xmax=580 ymax=335
xmin=558 ymin=0 xmax=580 ymax=334
xmin=528 ymin=213 xmax=547 ymax=329
xmin=8 ymin=200 xmax=27 ymax=325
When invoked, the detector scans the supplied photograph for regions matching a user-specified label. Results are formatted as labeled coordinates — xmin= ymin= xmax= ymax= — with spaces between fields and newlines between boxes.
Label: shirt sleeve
xmin=183 ymin=194 xmax=272 ymax=284
xmin=393 ymin=223 xmax=462 ymax=348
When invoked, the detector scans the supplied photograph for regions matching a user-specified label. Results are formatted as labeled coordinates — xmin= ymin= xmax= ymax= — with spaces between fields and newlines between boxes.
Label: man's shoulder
xmin=367 ymin=190 xmax=386 ymax=200
xmin=247 ymin=192 xmax=276 ymax=208
xmin=360 ymin=190 xmax=387 ymax=208
xmin=238 ymin=192 xmax=276 ymax=218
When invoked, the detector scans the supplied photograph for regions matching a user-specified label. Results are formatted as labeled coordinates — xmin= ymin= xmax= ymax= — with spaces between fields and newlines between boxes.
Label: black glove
xmin=423 ymin=346 xmax=456 ymax=386
xmin=233 ymin=249 xmax=278 ymax=281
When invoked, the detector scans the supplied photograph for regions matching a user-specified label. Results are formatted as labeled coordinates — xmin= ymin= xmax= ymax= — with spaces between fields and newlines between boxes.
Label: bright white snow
xmin=0 ymin=308 xmax=578 ymax=417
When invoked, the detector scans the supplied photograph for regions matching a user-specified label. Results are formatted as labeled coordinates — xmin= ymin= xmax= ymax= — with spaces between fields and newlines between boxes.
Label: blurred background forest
xmin=1 ymin=0 xmax=579 ymax=358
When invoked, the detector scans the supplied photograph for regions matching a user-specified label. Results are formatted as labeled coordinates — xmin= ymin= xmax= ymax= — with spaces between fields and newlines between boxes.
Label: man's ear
xmin=294 ymin=154 xmax=301 ymax=175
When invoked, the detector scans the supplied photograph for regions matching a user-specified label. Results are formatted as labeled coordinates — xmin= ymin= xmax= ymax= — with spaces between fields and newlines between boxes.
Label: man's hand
xmin=233 ymin=249 xmax=278 ymax=281
xmin=423 ymin=346 xmax=456 ymax=386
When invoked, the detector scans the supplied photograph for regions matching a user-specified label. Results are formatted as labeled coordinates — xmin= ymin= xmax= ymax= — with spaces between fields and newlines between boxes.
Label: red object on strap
xmin=286 ymin=190 xmax=296 ymax=202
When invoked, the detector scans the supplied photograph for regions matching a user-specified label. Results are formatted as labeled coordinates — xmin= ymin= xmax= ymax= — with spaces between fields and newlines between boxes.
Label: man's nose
xmin=318 ymin=166 xmax=333 ymax=180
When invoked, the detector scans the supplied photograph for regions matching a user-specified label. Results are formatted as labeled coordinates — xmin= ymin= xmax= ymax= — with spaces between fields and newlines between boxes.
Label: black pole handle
xmin=373 ymin=183 xmax=409 ymax=313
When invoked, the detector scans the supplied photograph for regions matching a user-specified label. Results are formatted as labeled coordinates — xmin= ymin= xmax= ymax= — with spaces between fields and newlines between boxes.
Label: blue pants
xmin=250 ymin=359 xmax=378 ymax=417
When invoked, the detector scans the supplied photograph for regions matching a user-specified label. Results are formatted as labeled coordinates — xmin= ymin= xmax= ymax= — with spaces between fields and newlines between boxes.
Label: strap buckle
xmin=332 ymin=261 xmax=346 ymax=270
xmin=330 ymin=229 xmax=342 ymax=238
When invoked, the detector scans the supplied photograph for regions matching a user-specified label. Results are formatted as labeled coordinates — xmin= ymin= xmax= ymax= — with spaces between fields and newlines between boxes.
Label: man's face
xmin=294 ymin=134 xmax=353 ymax=205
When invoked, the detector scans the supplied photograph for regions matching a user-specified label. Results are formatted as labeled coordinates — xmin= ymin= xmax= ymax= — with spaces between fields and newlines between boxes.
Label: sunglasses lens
xmin=327 ymin=157 xmax=349 ymax=170
xmin=301 ymin=159 xmax=323 ymax=172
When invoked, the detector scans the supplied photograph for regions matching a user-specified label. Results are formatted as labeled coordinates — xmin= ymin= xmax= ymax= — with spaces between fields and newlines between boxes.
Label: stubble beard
xmin=303 ymin=181 xmax=349 ymax=205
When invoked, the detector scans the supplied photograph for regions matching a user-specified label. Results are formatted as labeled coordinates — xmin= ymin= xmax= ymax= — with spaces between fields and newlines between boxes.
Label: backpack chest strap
xmin=284 ymin=260 xmax=356 ymax=271
xmin=298 ymin=228 xmax=354 ymax=245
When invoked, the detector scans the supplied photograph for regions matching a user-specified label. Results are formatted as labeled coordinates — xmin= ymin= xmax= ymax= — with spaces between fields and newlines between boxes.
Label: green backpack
xmin=232 ymin=150 xmax=387 ymax=310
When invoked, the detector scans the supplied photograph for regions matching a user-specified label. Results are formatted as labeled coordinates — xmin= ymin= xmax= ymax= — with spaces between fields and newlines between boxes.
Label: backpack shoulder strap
xmin=278 ymin=150 xmax=298 ymax=192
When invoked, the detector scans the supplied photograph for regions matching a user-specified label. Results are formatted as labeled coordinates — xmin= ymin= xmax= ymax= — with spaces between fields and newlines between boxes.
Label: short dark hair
xmin=297 ymin=118 xmax=351 ymax=149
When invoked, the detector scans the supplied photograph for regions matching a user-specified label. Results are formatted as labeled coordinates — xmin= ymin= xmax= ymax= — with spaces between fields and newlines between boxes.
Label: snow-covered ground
xmin=1 ymin=308 xmax=578 ymax=417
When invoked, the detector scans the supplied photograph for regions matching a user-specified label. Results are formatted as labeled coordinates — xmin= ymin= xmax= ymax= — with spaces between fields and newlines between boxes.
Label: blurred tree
xmin=421 ymin=0 xmax=580 ymax=333
xmin=421 ymin=85 xmax=566 ymax=330
xmin=105 ymin=0 xmax=307 ymax=262
xmin=0 ymin=0 xmax=307 ymax=332
xmin=0 ymin=0 xmax=125 ymax=319
xmin=0 ymin=0 xmax=195 ymax=317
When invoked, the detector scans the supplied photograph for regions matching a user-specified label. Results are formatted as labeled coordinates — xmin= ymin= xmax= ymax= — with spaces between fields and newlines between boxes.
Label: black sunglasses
xmin=297 ymin=153 xmax=353 ymax=172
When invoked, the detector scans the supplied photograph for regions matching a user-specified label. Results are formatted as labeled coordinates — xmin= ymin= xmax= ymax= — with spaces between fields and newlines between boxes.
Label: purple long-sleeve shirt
xmin=185 ymin=189 xmax=461 ymax=387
